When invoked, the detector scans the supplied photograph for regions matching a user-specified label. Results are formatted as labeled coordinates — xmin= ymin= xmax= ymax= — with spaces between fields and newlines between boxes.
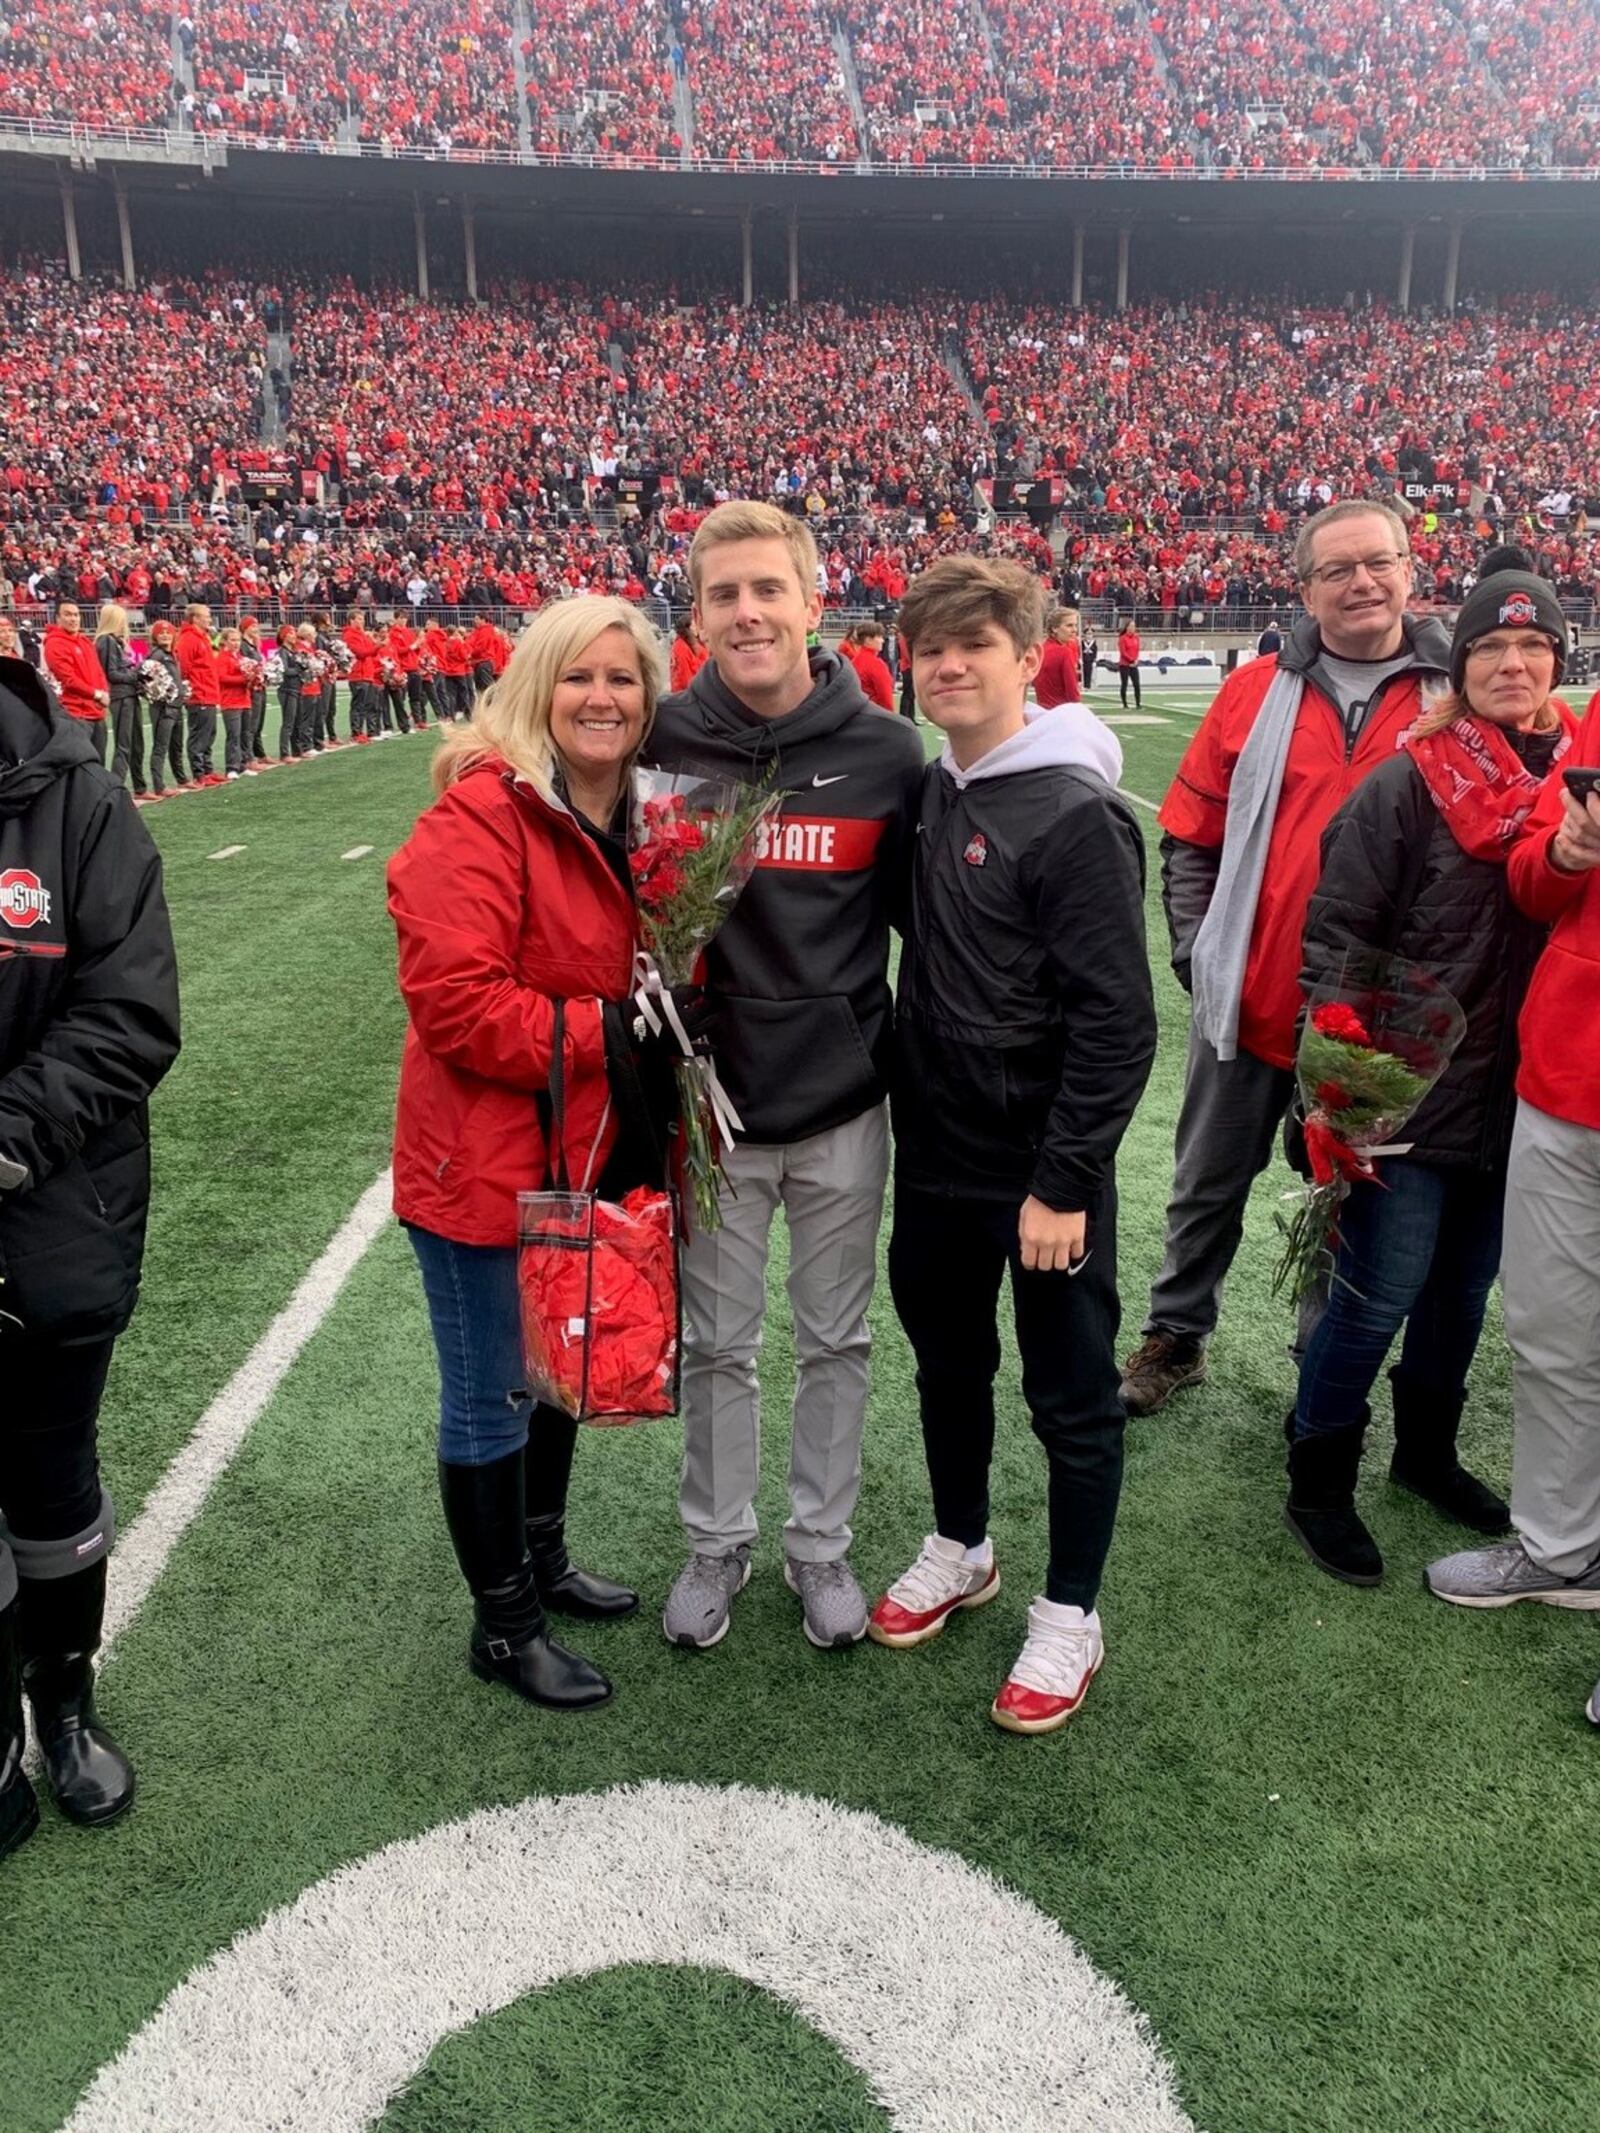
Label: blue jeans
xmin=405 ymin=1226 xmax=530 ymax=1466
xmin=1293 ymin=1160 xmax=1505 ymax=1439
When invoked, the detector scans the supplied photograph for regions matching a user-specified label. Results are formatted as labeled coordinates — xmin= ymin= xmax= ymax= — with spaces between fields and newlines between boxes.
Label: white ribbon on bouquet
xmin=631 ymin=949 xmax=744 ymax=1155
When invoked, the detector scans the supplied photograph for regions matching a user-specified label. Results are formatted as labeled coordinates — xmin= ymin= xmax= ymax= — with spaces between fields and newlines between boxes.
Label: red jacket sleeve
xmin=1508 ymin=695 xmax=1600 ymax=922
xmin=1157 ymin=686 xmax=1242 ymax=848
xmin=387 ymin=784 xmax=606 ymax=1092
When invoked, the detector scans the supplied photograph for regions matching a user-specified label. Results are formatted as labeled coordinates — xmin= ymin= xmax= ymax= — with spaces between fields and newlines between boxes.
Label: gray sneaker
xmin=784 ymin=1557 xmax=869 ymax=1649
xmin=1587 ymin=1678 xmax=1600 ymax=1728
xmin=662 ymin=1549 xmax=752 ymax=1649
xmin=1425 ymin=1539 xmax=1600 ymax=1610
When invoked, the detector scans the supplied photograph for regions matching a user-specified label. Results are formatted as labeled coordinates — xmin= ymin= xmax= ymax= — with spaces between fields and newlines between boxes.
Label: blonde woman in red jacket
xmin=1428 ymin=691 xmax=1600 ymax=1672
xmin=389 ymin=597 xmax=685 ymax=1713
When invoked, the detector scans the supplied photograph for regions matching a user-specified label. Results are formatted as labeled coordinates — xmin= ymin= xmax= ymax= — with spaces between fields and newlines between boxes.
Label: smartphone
xmin=1562 ymin=767 xmax=1600 ymax=808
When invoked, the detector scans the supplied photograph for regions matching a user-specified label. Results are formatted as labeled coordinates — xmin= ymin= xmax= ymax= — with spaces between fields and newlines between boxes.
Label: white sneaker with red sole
xmin=991 ymin=1601 xmax=1103 ymax=1734
xmin=867 ymin=1533 xmax=999 ymax=1648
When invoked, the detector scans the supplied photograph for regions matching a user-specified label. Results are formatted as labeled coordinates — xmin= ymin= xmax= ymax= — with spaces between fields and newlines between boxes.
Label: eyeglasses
xmin=1465 ymin=635 xmax=1558 ymax=668
xmin=1305 ymin=553 xmax=1411 ymax=588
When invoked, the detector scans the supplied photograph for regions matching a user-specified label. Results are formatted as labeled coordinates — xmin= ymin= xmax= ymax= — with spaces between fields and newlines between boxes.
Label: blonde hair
xmin=688 ymin=501 xmax=819 ymax=601
xmin=95 ymin=602 xmax=129 ymax=640
xmin=433 ymin=597 xmax=664 ymax=800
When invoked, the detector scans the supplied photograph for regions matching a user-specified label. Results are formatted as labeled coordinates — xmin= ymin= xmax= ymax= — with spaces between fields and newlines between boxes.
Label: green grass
xmin=3 ymin=699 xmax=1598 ymax=2133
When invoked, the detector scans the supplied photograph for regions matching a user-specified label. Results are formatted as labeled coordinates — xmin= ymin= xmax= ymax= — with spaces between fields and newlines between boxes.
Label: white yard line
xmin=340 ymin=845 xmax=374 ymax=861
xmin=101 ymin=1169 xmax=394 ymax=1658
xmin=1121 ymin=789 xmax=1161 ymax=815
xmin=208 ymin=845 xmax=247 ymax=861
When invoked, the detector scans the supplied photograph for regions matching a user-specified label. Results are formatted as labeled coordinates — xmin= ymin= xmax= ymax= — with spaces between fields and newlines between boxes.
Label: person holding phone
xmin=868 ymin=558 xmax=1156 ymax=1734
xmin=1286 ymin=557 xmax=1576 ymax=1585
xmin=1426 ymin=681 xmax=1600 ymax=1683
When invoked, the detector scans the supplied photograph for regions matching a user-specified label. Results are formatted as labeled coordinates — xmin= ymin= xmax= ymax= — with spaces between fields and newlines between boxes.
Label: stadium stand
xmin=685 ymin=0 xmax=858 ymax=164
xmin=521 ymin=0 xmax=680 ymax=160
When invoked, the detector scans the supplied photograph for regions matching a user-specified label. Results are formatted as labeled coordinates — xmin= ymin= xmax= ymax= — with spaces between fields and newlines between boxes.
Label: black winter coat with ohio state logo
xmin=0 ymin=658 xmax=180 ymax=1340
xmin=892 ymin=706 xmax=1158 ymax=1212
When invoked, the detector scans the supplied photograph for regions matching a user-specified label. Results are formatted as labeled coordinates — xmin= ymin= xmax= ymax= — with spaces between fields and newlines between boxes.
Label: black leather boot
xmin=523 ymin=1408 xmax=638 ymax=1620
xmin=19 ymin=1560 xmax=135 ymax=1826
xmin=1 ymin=1591 xmax=40 ymax=1861
xmin=439 ymin=1454 xmax=612 ymax=1711
xmin=1388 ymin=1368 xmax=1510 ymax=1534
xmin=1284 ymin=1413 xmax=1383 ymax=1586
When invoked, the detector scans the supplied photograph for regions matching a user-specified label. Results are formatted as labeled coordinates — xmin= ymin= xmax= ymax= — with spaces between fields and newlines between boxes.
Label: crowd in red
xmin=6 ymin=0 xmax=1600 ymax=168
xmin=685 ymin=0 xmax=857 ymax=164
xmin=522 ymin=0 xmax=678 ymax=160
xmin=4 ymin=264 xmax=1599 ymax=630
xmin=0 ymin=0 xmax=177 ymax=129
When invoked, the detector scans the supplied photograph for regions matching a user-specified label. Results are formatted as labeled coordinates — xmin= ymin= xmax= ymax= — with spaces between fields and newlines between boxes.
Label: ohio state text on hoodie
xmin=893 ymin=704 xmax=1157 ymax=1211
xmin=646 ymin=650 xmax=925 ymax=1145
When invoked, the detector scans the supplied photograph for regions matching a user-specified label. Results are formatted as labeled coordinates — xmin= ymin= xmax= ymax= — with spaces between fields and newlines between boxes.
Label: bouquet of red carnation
xmin=1273 ymin=961 xmax=1467 ymax=1305
xmin=630 ymin=767 xmax=783 ymax=1235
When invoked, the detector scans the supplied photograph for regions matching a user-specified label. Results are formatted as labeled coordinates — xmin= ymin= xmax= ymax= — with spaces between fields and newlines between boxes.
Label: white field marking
xmin=62 ymin=1782 xmax=1197 ymax=2133
xmin=1102 ymin=715 xmax=1172 ymax=727
xmin=100 ymin=1168 xmax=394 ymax=1656
xmin=1121 ymin=789 xmax=1161 ymax=815
xmin=340 ymin=844 xmax=374 ymax=861
xmin=207 ymin=845 xmax=246 ymax=860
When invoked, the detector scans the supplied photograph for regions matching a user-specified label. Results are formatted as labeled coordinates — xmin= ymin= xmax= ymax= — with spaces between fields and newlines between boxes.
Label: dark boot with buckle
xmin=1 ymin=1584 xmax=40 ymax=1861
xmin=1284 ymin=1410 xmax=1383 ymax=1586
xmin=19 ymin=1558 xmax=135 ymax=1827
xmin=1388 ymin=1368 xmax=1510 ymax=1534
xmin=523 ymin=1408 xmax=638 ymax=1620
xmin=439 ymin=1453 xmax=612 ymax=1711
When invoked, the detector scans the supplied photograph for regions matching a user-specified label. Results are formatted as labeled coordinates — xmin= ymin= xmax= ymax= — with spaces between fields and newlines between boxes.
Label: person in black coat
xmin=1284 ymin=555 xmax=1574 ymax=1586
xmin=0 ymin=656 xmax=180 ymax=1860
xmin=95 ymin=602 xmax=144 ymax=797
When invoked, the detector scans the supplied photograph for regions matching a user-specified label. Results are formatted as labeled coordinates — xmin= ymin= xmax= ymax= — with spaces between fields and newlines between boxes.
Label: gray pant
xmin=1144 ymin=1021 xmax=1296 ymax=1341
xmin=1504 ymin=1100 xmax=1600 ymax=1577
xmin=678 ymin=1104 xmax=889 ymax=1563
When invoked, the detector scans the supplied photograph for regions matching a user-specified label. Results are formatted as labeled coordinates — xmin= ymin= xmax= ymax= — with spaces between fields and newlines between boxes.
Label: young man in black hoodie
xmin=0 ymin=655 xmax=180 ymax=1858
xmin=646 ymin=503 xmax=924 ymax=1653
xmin=867 ymin=559 xmax=1157 ymax=1734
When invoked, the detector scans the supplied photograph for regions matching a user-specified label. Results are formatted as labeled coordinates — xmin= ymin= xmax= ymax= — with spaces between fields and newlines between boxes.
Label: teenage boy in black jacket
xmin=0 ymin=657 xmax=180 ymax=1858
xmin=867 ymin=558 xmax=1157 ymax=1734
xmin=645 ymin=503 xmax=924 ymax=1654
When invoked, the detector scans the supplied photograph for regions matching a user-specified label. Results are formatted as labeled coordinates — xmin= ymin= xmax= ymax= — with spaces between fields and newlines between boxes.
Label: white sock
xmin=961 ymin=1538 xmax=993 ymax=1569
xmin=1033 ymin=1597 xmax=1094 ymax=1629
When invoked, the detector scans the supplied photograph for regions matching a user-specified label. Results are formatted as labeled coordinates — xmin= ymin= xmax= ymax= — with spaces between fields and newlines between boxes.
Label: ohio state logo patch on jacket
xmin=962 ymin=833 xmax=988 ymax=868
xmin=0 ymin=867 xmax=52 ymax=929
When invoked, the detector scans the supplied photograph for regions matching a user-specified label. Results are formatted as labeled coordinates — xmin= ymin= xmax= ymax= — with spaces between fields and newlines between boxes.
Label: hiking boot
xmin=868 ymin=1534 xmax=1000 ymax=1648
xmin=783 ymin=1558 xmax=868 ymax=1649
xmin=991 ymin=1601 xmax=1104 ymax=1735
xmin=1424 ymin=1540 xmax=1600 ymax=1611
xmin=1118 ymin=1330 xmax=1208 ymax=1416
xmin=662 ymin=1548 xmax=752 ymax=1650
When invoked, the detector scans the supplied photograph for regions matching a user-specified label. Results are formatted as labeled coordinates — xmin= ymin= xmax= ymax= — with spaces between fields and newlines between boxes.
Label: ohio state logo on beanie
xmin=1497 ymin=592 xmax=1538 ymax=627
xmin=0 ymin=868 xmax=52 ymax=929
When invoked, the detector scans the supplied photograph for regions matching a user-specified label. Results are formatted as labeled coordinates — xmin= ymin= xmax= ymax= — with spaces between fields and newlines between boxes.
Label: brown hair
xmin=899 ymin=556 xmax=1048 ymax=657
xmin=688 ymin=501 xmax=818 ymax=601
xmin=1293 ymin=500 xmax=1411 ymax=583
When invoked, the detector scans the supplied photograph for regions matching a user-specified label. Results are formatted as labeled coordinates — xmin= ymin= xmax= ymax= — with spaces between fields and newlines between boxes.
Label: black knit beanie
xmin=1450 ymin=547 xmax=1569 ymax=693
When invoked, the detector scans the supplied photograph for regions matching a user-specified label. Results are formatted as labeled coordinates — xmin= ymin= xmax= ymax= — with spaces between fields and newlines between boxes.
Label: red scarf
xmin=1402 ymin=711 xmax=1572 ymax=862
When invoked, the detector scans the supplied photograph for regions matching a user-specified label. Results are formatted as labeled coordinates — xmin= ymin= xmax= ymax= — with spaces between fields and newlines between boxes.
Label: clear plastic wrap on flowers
xmin=629 ymin=767 xmax=783 ymax=1234
xmin=517 ymin=1187 xmax=680 ymax=1425
xmin=1274 ymin=958 xmax=1467 ymax=1306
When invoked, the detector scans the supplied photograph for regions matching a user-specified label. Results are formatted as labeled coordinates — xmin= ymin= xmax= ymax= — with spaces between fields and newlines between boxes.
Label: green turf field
xmin=3 ymin=696 xmax=1598 ymax=2133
